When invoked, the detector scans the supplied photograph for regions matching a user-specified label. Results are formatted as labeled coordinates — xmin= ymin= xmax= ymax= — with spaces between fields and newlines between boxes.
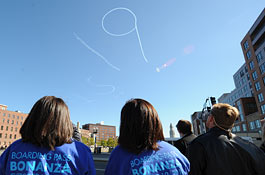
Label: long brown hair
xmin=118 ymin=98 xmax=165 ymax=154
xmin=20 ymin=96 xmax=73 ymax=150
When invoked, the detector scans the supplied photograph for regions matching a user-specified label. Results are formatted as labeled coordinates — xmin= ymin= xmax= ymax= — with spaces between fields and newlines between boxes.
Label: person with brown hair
xmin=0 ymin=96 xmax=95 ymax=175
xmin=174 ymin=120 xmax=196 ymax=156
xmin=187 ymin=103 xmax=265 ymax=175
xmin=105 ymin=98 xmax=190 ymax=175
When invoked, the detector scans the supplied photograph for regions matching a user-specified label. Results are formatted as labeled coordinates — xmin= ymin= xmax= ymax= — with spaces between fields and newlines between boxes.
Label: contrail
xmin=102 ymin=7 xmax=148 ymax=63
xmin=73 ymin=32 xmax=120 ymax=71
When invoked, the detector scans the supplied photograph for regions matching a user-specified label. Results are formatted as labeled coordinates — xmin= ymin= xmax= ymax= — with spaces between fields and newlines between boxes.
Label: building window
xmin=17 ymin=116 xmax=19 ymax=119
xmin=244 ymin=40 xmax=249 ymax=50
xmin=2 ymin=119 xmax=5 ymax=123
xmin=261 ymin=104 xmax=265 ymax=114
xmin=255 ymin=120 xmax=261 ymax=128
xmin=260 ymin=62 xmax=265 ymax=74
xmin=6 ymin=126 xmax=8 ymax=131
xmin=252 ymin=71 xmax=258 ymax=81
xmin=232 ymin=127 xmax=236 ymax=132
xmin=242 ymin=124 xmax=247 ymax=131
xmin=256 ymin=51 xmax=263 ymax=63
xmin=3 ymin=113 xmax=5 ymax=117
xmin=15 ymin=128 xmax=17 ymax=132
xmin=11 ymin=120 xmax=14 ymax=124
xmin=0 ymin=126 xmax=3 ymax=130
xmin=255 ymin=81 xmax=261 ymax=91
xmin=240 ymin=70 xmax=244 ymax=77
xmin=9 ymin=134 xmax=12 ymax=139
xmin=258 ymin=93 xmax=264 ymax=102
xmin=5 ymin=134 xmax=7 ymax=139
xmin=14 ymin=134 xmax=16 ymax=139
xmin=249 ymin=61 xmax=254 ymax=70
xmin=0 ymin=133 xmax=2 ymax=138
xmin=21 ymin=116 xmax=23 ymax=120
xmin=249 ymin=121 xmax=255 ymax=130
xmin=11 ymin=127 xmax=13 ymax=132
xmin=236 ymin=126 xmax=240 ymax=132
xmin=12 ymin=115 xmax=15 ymax=118
xmin=8 ymin=114 xmax=10 ymax=117
xmin=246 ymin=50 xmax=252 ymax=59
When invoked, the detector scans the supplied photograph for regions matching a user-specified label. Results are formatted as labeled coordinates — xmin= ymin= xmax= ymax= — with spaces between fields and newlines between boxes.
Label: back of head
xmin=210 ymin=103 xmax=239 ymax=130
xmin=118 ymin=98 xmax=165 ymax=154
xmin=20 ymin=96 xmax=73 ymax=150
xmin=176 ymin=120 xmax=192 ymax=135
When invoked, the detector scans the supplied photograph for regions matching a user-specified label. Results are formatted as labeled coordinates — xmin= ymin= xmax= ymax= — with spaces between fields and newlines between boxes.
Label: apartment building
xmin=0 ymin=104 xmax=27 ymax=148
xmin=241 ymin=8 xmax=265 ymax=121
xmin=82 ymin=122 xmax=116 ymax=142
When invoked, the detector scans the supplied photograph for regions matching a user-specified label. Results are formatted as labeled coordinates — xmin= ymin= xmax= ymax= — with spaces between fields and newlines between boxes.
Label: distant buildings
xmin=191 ymin=9 xmax=265 ymax=145
xmin=82 ymin=122 xmax=116 ymax=142
xmin=169 ymin=123 xmax=176 ymax=138
xmin=0 ymin=104 xmax=27 ymax=148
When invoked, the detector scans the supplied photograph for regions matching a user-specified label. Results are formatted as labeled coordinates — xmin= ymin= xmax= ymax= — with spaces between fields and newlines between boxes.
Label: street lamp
xmin=93 ymin=127 xmax=98 ymax=153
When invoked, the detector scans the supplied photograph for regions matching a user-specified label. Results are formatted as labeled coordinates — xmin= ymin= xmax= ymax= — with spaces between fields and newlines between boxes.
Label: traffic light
xmin=210 ymin=97 xmax=216 ymax=105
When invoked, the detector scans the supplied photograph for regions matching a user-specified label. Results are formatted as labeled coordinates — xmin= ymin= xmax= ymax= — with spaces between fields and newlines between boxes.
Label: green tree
xmin=107 ymin=137 xmax=115 ymax=147
xmin=101 ymin=140 xmax=107 ymax=147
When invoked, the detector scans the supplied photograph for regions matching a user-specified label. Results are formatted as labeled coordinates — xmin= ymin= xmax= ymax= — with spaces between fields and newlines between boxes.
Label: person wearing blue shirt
xmin=0 ymin=96 xmax=96 ymax=175
xmin=105 ymin=98 xmax=190 ymax=175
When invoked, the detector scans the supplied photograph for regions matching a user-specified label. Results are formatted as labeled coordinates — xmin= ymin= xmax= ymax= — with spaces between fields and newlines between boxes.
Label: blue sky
xmin=0 ymin=0 xmax=264 ymax=137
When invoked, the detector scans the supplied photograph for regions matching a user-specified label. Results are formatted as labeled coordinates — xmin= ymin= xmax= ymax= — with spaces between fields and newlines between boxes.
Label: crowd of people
xmin=0 ymin=96 xmax=264 ymax=174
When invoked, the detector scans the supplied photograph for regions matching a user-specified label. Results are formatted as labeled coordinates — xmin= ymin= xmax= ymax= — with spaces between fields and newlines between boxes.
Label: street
xmin=0 ymin=150 xmax=110 ymax=175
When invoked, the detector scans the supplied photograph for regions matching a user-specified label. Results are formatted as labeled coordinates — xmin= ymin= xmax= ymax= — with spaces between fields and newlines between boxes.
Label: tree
xmin=107 ymin=137 xmax=115 ymax=148
xmin=101 ymin=140 xmax=107 ymax=147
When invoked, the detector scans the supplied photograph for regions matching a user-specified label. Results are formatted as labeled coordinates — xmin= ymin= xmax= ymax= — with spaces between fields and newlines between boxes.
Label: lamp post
xmin=93 ymin=127 xmax=98 ymax=153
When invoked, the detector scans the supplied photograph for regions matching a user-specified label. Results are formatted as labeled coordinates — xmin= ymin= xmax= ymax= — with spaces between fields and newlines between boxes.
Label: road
xmin=0 ymin=150 xmax=110 ymax=175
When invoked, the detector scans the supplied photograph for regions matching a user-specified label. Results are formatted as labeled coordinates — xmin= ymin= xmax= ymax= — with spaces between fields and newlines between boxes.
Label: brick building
xmin=0 ymin=104 xmax=27 ymax=148
xmin=82 ymin=123 xmax=116 ymax=142
xmin=241 ymin=8 xmax=265 ymax=122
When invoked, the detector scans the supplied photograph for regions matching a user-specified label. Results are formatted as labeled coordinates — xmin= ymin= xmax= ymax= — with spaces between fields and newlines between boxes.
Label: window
xmin=12 ymin=115 xmax=15 ymax=118
xmin=2 ymin=119 xmax=5 ymax=123
xmin=8 ymin=114 xmax=10 ymax=117
xmin=11 ymin=120 xmax=14 ymax=124
xmin=232 ymin=127 xmax=236 ymax=132
xmin=4 ymin=134 xmax=7 ymax=139
xmin=258 ymin=93 xmax=264 ymax=102
xmin=242 ymin=124 xmax=247 ymax=131
xmin=252 ymin=71 xmax=258 ymax=81
xmin=9 ymin=134 xmax=12 ymax=139
xmin=17 ymin=116 xmax=19 ymax=119
xmin=0 ymin=133 xmax=2 ymax=138
xmin=261 ymin=104 xmax=265 ymax=114
xmin=3 ymin=113 xmax=5 ymax=116
xmin=255 ymin=81 xmax=261 ymax=91
xmin=6 ymin=126 xmax=8 ymax=131
xmin=236 ymin=126 xmax=240 ymax=132
xmin=249 ymin=121 xmax=255 ymax=130
xmin=246 ymin=50 xmax=252 ymax=59
xmin=21 ymin=116 xmax=23 ymax=120
xmin=260 ymin=62 xmax=265 ymax=74
xmin=7 ymin=119 xmax=9 ymax=124
xmin=0 ymin=126 xmax=3 ymax=130
xmin=11 ymin=127 xmax=13 ymax=132
xmin=256 ymin=51 xmax=263 ymax=63
xmin=247 ymin=73 xmax=250 ymax=80
xmin=15 ymin=127 xmax=17 ymax=132
xmin=249 ymin=61 xmax=254 ymax=70
xmin=240 ymin=70 xmax=244 ymax=77
xmin=14 ymin=134 xmax=16 ymax=139
xmin=243 ymin=40 xmax=249 ymax=50
xmin=255 ymin=120 xmax=261 ymax=128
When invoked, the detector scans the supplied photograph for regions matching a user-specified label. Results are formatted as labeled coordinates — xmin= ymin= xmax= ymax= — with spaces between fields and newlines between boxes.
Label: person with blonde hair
xmin=188 ymin=103 xmax=265 ymax=175
xmin=0 ymin=96 xmax=95 ymax=175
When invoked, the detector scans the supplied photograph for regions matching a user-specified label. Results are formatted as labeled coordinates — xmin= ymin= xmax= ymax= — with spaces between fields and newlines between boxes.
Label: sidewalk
xmin=92 ymin=153 xmax=110 ymax=162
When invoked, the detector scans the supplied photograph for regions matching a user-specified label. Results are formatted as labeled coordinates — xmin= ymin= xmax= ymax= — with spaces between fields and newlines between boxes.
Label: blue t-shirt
xmin=105 ymin=141 xmax=190 ymax=175
xmin=0 ymin=139 xmax=96 ymax=175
